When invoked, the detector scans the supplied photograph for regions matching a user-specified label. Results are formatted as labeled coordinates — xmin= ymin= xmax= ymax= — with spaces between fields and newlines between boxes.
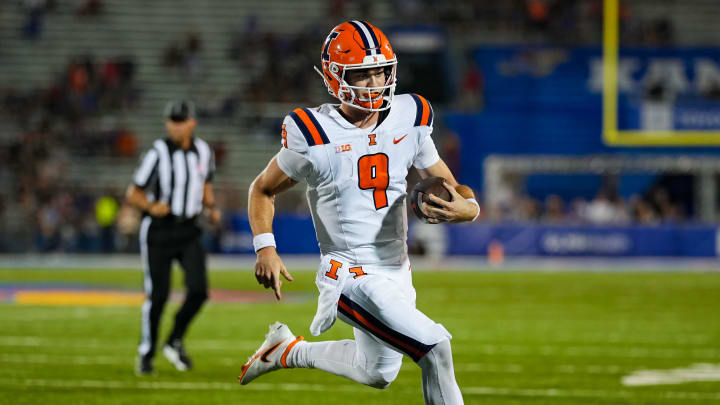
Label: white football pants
xmin=287 ymin=257 xmax=463 ymax=404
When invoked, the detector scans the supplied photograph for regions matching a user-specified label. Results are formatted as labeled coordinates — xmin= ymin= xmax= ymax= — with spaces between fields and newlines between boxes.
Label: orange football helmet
xmin=315 ymin=21 xmax=397 ymax=112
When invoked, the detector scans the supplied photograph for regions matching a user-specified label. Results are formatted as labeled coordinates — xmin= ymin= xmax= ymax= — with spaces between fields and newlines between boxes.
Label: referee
xmin=126 ymin=100 xmax=221 ymax=375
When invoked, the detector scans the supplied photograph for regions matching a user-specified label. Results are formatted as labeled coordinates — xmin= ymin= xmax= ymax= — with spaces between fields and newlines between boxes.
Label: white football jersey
xmin=276 ymin=93 xmax=440 ymax=266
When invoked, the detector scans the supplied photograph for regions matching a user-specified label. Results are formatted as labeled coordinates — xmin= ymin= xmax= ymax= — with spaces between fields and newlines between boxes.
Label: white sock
xmin=287 ymin=340 xmax=393 ymax=389
xmin=418 ymin=339 xmax=464 ymax=405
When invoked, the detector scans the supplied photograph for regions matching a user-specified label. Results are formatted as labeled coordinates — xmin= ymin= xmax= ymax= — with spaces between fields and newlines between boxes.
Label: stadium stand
xmin=2 ymin=0 xmax=720 ymax=253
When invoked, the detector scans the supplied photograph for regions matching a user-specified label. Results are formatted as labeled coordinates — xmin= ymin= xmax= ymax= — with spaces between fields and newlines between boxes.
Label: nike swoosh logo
xmin=260 ymin=341 xmax=284 ymax=363
xmin=393 ymin=134 xmax=408 ymax=144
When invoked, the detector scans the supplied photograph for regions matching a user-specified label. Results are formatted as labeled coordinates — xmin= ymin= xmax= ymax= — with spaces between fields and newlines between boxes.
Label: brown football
xmin=410 ymin=176 xmax=452 ymax=222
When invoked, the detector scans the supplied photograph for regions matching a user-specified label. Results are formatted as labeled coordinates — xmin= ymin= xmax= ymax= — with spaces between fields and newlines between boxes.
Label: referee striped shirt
xmin=133 ymin=137 xmax=215 ymax=220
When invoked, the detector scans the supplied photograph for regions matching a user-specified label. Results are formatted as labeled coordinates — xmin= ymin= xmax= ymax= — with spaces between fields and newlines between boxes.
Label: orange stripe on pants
xmin=337 ymin=299 xmax=425 ymax=359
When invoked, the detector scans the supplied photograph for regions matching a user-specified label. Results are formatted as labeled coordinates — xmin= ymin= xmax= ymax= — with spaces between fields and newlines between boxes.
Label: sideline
xmin=0 ymin=377 xmax=718 ymax=401
xmin=1 ymin=254 xmax=719 ymax=272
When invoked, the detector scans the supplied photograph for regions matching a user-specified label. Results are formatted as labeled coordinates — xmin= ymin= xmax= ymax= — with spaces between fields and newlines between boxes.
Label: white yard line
xmin=0 ymin=378 xmax=718 ymax=401
xmin=1 ymin=335 xmax=719 ymax=359
xmin=0 ymin=336 xmax=258 ymax=351
xmin=0 ymin=353 xmax=690 ymax=378
xmin=462 ymin=386 xmax=720 ymax=401
xmin=623 ymin=364 xmax=720 ymax=386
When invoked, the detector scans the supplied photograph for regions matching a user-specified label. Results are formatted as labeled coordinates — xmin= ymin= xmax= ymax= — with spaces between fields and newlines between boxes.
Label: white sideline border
xmin=0 ymin=378 xmax=719 ymax=401
xmin=1 ymin=254 xmax=719 ymax=272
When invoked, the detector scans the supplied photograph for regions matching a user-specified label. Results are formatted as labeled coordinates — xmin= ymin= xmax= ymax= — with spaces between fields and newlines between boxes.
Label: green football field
xmin=1 ymin=267 xmax=719 ymax=404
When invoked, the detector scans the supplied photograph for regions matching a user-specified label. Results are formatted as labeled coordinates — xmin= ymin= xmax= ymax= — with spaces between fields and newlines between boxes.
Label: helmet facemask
xmin=340 ymin=62 xmax=397 ymax=111
xmin=316 ymin=58 xmax=398 ymax=112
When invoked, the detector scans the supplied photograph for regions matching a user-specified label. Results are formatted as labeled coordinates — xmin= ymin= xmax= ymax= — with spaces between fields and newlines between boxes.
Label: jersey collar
xmin=327 ymin=102 xmax=393 ymax=131
xmin=326 ymin=104 xmax=360 ymax=129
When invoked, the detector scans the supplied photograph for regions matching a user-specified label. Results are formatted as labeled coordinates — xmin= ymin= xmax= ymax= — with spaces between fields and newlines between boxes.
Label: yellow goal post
xmin=603 ymin=0 xmax=720 ymax=146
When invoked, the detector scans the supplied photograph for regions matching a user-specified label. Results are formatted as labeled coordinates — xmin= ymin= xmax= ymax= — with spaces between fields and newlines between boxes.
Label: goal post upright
xmin=602 ymin=0 xmax=720 ymax=146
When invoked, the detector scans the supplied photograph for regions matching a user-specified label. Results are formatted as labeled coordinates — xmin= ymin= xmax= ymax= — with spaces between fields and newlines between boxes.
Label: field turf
xmin=1 ymin=267 xmax=719 ymax=404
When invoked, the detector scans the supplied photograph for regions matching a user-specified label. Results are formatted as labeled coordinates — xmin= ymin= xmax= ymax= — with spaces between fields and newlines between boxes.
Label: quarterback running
xmin=240 ymin=21 xmax=480 ymax=404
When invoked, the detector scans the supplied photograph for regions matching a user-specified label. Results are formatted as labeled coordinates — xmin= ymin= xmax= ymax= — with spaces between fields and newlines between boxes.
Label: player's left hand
xmin=422 ymin=182 xmax=479 ymax=223
xmin=205 ymin=207 xmax=222 ymax=225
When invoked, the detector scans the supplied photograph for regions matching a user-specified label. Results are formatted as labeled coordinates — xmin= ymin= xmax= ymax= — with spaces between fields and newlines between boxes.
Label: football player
xmin=240 ymin=21 xmax=480 ymax=404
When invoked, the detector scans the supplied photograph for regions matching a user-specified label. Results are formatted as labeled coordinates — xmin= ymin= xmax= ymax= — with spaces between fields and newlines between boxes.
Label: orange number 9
xmin=358 ymin=153 xmax=389 ymax=210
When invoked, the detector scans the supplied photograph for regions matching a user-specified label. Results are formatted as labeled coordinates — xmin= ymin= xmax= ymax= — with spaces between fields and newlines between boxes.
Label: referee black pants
xmin=138 ymin=217 xmax=208 ymax=359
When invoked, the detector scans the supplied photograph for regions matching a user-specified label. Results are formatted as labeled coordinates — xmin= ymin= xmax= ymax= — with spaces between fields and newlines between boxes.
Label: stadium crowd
xmin=0 ymin=53 xmax=139 ymax=252
xmin=486 ymin=184 xmax=687 ymax=225
xmin=0 ymin=0 xmax=695 ymax=253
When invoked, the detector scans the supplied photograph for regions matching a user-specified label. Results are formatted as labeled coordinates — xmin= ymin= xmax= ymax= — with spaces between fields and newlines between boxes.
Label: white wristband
xmin=466 ymin=198 xmax=481 ymax=222
xmin=253 ymin=233 xmax=276 ymax=252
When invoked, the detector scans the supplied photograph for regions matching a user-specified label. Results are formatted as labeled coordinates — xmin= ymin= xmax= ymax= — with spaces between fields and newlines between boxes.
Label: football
xmin=410 ymin=176 xmax=452 ymax=222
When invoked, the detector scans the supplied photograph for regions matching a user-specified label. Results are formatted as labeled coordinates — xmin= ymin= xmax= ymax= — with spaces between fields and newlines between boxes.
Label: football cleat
xmin=135 ymin=355 xmax=155 ymax=376
xmin=238 ymin=322 xmax=304 ymax=385
xmin=163 ymin=339 xmax=193 ymax=371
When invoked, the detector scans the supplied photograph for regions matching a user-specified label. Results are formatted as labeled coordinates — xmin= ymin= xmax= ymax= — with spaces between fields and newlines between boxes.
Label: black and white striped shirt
xmin=133 ymin=137 xmax=215 ymax=220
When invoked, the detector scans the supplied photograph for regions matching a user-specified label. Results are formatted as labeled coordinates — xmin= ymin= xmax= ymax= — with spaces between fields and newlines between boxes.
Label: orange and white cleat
xmin=238 ymin=322 xmax=304 ymax=385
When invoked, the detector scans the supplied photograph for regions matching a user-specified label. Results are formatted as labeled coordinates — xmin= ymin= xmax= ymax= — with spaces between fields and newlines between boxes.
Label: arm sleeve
xmin=413 ymin=128 xmax=441 ymax=169
xmin=133 ymin=148 xmax=158 ymax=188
xmin=276 ymin=116 xmax=312 ymax=181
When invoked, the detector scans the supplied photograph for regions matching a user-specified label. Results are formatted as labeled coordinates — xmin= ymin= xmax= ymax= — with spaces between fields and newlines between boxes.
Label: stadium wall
xmin=221 ymin=215 xmax=718 ymax=257
xmin=449 ymin=46 xmax=720 ymax=193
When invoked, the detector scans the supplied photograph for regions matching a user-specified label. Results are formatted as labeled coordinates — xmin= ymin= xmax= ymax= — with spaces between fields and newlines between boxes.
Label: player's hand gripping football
xmin=422 ymin=182 xmax=479 ymax=223
xmin=255 ymin=247 xmax=294 ymax=300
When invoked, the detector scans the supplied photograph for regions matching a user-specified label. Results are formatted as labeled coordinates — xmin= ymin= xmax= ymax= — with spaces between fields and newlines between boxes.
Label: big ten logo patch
xmin=335 ymin=143 xmax=352 ymax=153
xmin=281 ymin=124 xmax=288 ymax=148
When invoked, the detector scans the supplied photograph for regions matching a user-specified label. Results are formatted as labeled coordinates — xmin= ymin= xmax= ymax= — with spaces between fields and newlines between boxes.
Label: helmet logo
xmin=322 ymin=32 xmax=340 ymax=62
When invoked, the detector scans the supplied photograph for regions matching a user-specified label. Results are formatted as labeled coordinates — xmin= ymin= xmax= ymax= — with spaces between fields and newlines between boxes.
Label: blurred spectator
xmin=0 ymin=51 xmax=140 ymax=252
xmin=163 ymin=32 xmax=205 ymax=76
xmin=584 ymin=190 xmax=619 ymax=224
xmin=517 ymin=196 xmax=542 ymax=221
xmin=393 ymin=0 xmax=422 ymax=23
xmin=95 ymin=193 xmax=118 ymax=252
xmin=648 ymin=186 xmax=683 ymax=222
xmin=486 ymin=183 xmax=687 ymax=225
xmin=630 ymin=195 xmax=659 ymax=224
xmin=114 ymin=127 xmax=138 ymax=157
xmin=77 ymin=0 xmax=103 ymax=17
xmin=184 ymin=32 xmax=204 ymax=76
xmin=327 ymin=0 xmax=346 ymax=20
xmin=439 ymin=130 xmax=462 ymax=178
xmin=21 ymin=0 xmax=52 ymax=40
xmin=163 ymin=42 xmax=184 ymax=69
xmin=458 ymin=53 xmax=484 ymax=111
xmin=525 ymin=0 xmax=550 ymax=35
xmin=542 ymin=194 xmax=565 ymax=223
